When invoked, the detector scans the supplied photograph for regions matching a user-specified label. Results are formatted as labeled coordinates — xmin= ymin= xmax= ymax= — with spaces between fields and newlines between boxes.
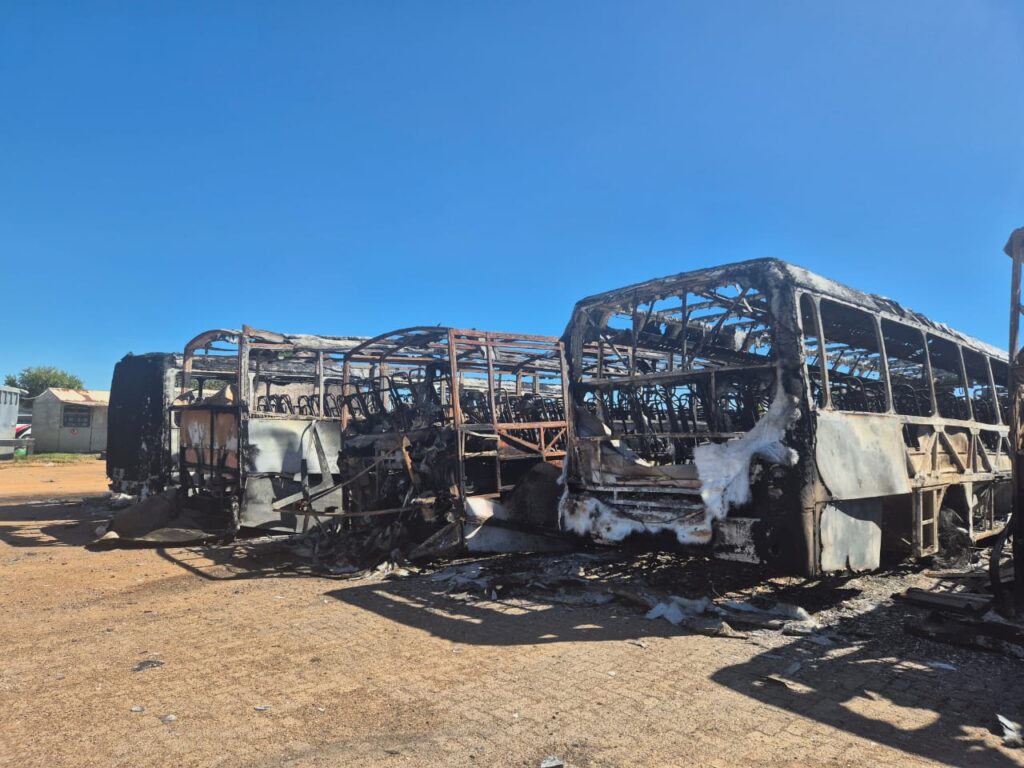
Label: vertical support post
xmin=317 ymin=351 xmax=325 ymax=417
xmin=238 ymin=326 xmax=252 ymax=407
xmin=447 ymin=330 xmax=467 ymax=538
xmin=181 ymin=353 xmax=193 ymax=396
xmin=1005 ymin=228 xmax=1024 ymax=606
xmin=484 ymin=333 xmax=501 ymax=494
xmin=341 ymin=359 xmax=351 ymax=430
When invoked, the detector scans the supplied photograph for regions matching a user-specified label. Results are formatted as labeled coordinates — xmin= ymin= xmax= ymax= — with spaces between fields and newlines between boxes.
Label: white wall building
xmin=0 ymin=385 xmax=22 ymax=459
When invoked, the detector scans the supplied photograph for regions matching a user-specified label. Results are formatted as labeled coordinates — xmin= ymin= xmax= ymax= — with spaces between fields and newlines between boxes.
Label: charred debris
xmin=102 ymin=325 xmax=574 ymax=570
xmin=101 ymin=253 xmax=1021 ymax=626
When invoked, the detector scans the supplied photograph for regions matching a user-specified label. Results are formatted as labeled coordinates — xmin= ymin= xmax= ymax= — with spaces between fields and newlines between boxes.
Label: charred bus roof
xmin=564 ymin=258 xmax=1006 ymax=361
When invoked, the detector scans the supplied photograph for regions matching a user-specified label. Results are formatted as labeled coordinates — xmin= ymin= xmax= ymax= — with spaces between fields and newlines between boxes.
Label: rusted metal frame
xmin=985 ymin=355 xmax=1004 ymax=426
xmin=869 ymin=314 xmax=894 ymax=413
xmin=181 ymin=329 xmax=240 ymax=394
xmin=795 ymin=292 xmax=829 ymax=409
xmin=557 ymin=338 xmax=576 ymax=467
xmin=234 ymin=331 xmax=252 ymax=528
xmin=705 ymin=286 xmax=753 ymax=338
xmin=918 ymin=326 xmax=939 ymax=418
xmin=575 ymin=431 xmax=744 ymax=441
xmin=912 ymin=487 xmax=941 ymax=557
xmin=491 ymin=428 xmax=548 ymax=456
xmin=448 ymin=336 xmax=561 ymax=352
xmin=683 ymin=288 xmax=758 ymax=365
xmin=247 ymin=342 xmax=298 ymax=352
xmin=894 ymin=412 xmax=1010 ymax=432
xmin=694 ymin=287 xmax=767 ymax=319
xmin=955 ymin=343 xmax=975 ymax=423
xmin=344 ymin=326 xmax=449 ymax=363
xmin=494 ymin=429 xmax=545 ymax=455
xmin=457 ymin=328 xmax=574 ymax=345
xmin=977 ymin=437 xmax=994 ymax=473
xmin=580 ymin=362 xmax=773 ymax=391
xmin=814 ymin=293 xmax=949 ymax=420
xmin=303 ymin=505 xmax=420 ymax=518
xmin=937 ymin=430 xmax=968 ymax=473
xmin=481 ymin=335 xmax=503 ymax=496
xmin=805 ymin=293 xmax=831 ymax=409
xmin=680 ymin=292 xmax=689 ymax=363
xmin=630 ymin=296 xmax=654 ymax=376
xmin=469 ymin=419 xmax=567 ymax=431
xmin=346 ymin=354 xmax=437 ymax=366
xmin=340 ymin=358 xmax=351 ymax=430
xmin=581 ymin=310 xmax=633 ymax=373
xmin=447 ymin=330 xmax=467 ymax=534
xmin=316 ymin=351 xmax=325 ymax=416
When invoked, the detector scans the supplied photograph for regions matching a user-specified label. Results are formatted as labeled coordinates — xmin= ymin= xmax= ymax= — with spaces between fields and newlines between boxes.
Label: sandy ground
xmin=1 ymin=460 xmax=1023 ymax=768
xmin=0 ymin=457 xmax=111 ymax=501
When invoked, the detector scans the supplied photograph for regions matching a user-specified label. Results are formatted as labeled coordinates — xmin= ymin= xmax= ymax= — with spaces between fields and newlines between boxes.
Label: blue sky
xmin=2 ymin=2 xmax=1023 ymax=389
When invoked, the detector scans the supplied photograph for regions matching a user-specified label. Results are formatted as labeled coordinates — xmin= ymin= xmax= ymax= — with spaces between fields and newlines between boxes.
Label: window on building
xmin=63 ymin=405 xmax=91 ymax=428
xmin=819 ymin=299 xmax=886 ymax=413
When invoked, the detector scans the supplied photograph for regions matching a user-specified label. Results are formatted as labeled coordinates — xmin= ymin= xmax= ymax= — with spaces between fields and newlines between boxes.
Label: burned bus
xmin=560 ymin=258 xmax=1011 ymax=575
xmin=333 ymin=327 xmax=569 ymax=556
xmin=170 ymin=326 xmax=364 ymax=533
xmin=171 ymin=325 xmax=569 ymax=558
xmin=107 ymin=351 xmax=243 ymax=496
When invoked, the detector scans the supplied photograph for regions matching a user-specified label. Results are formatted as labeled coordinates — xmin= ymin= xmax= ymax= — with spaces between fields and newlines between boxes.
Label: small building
xmin=0 ymin=385 xmax=22 ymax=460
xmin=33 ymin=388 xmax=110 ymax=453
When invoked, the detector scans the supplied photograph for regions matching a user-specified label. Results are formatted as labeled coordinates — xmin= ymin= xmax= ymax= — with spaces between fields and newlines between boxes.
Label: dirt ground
xmin=2 ymin=460 xmax=1024 ymax=768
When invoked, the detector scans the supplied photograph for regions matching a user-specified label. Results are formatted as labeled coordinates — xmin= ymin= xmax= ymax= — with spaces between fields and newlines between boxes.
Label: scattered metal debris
xmin=906 ymin=611 xmax=1024 ymax=658
xmin=894 ymin=586 xmax=992 ymax=615
xmin=998 ymin=714 xmax=1024 ymax=748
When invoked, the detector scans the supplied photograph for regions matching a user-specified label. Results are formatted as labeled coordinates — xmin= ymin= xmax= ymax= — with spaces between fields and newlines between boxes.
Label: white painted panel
xmin=815 ymin=411 xmax=911 ymax=500
xmin=246 ymin=419 xmax=341 ymax=475
xmin=820 ymin=500 xmax=882 ymax=572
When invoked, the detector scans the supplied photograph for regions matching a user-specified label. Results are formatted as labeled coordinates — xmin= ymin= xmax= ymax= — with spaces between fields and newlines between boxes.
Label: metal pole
xmin=1005 ymin=228 xmax=1024 ymax=606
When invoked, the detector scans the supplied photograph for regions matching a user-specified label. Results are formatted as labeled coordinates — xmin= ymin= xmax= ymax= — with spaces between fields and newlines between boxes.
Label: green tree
xmin=4 ymin=366 xmax=84 ymax=396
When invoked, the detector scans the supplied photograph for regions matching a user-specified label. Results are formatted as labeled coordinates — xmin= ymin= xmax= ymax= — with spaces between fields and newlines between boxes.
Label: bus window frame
xmin=814 ymin=295 xmax=892 ymax=415
xmin=925 ymin=332 xmax=973 ymax=422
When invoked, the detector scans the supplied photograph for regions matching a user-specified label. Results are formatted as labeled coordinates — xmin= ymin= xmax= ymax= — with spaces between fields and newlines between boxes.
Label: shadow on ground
xmin=324 ymin=556 xmax=1023 ymax=767
xmin=326 ymin=571 xmax=685 ymax=646
xmin=323 ymin=551 xmax=860 ymax=644
xmin=711 ymin=602 xmax=1024 ymax=768
xmin=0 ymin=500 xmax=109 ymax=547
xmin=153 ymin=539 xmax=320 ymax=580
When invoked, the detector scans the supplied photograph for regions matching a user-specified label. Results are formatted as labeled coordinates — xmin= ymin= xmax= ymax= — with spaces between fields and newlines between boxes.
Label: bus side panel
xmin=815 ymin=411 xmax=911 ymax=500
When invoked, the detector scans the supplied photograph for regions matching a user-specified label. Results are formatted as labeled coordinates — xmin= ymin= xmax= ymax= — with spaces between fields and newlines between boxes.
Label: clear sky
xmin=2 ymin=2 xmax=1023 ymax=389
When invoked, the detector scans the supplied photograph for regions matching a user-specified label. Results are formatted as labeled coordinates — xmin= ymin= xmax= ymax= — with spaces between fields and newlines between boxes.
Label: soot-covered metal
xmin=560 ymin=258 xmax=1012 ymax=575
